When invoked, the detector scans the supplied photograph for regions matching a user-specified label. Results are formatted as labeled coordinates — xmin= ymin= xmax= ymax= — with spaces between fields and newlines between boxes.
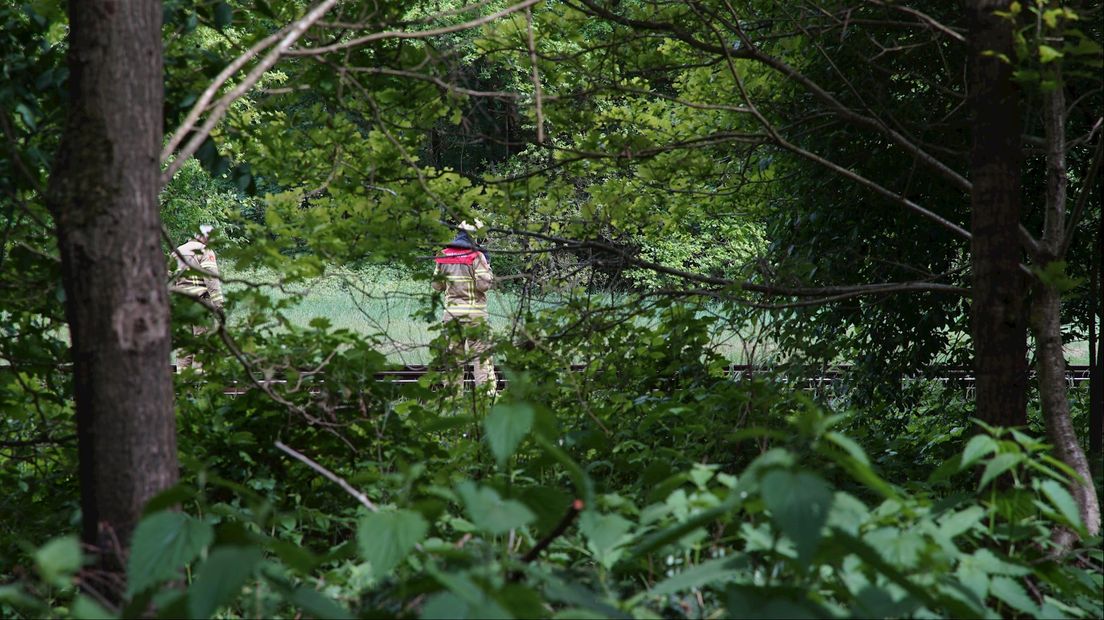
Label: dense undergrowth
xmin=2 ymin=298 xmax=1100 ymax=619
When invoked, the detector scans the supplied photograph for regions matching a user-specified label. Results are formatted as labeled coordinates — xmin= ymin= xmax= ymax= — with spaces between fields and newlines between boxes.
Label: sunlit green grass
xmin=224 ymin=267 xmax=1093 ymax=367
xmin=224 ymin=267 xmax=764 ymax=365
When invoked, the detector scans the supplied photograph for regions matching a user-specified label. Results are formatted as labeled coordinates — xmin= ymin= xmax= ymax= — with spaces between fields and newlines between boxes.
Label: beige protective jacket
xmin=432 ymin=247 xmax=494 ymax=319
xmin=171 ymin=240 xmax=223 ymax=306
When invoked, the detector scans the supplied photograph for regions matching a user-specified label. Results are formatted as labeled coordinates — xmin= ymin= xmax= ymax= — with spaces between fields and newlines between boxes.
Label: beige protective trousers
xmin=439 ymin=315 xmax=497 ymax=392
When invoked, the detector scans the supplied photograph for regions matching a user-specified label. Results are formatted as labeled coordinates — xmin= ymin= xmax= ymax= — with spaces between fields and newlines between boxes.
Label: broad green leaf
xmin=864 ymin=527 xmax=925 ymax=569
xmin=580 ymin=510 xmax=633 ymax=569
xmin=34 ymin=535 xmax=81 ymax=588
xmin=426 ymin=566 xmax=511 ymax=619
xmin=483 ymin=402 xmax=535 ymax=467
xmin=939 ymin=506 xmax=986 ymax=539
xmin=421 ymin=592 xmax=470 ymax=619
xmin=954 ymin=562 xmax=990 ymax=602
xmin=126 ymin=511 xmax=214 ymax=596
xmin=966 ymin=549 xmax=1031 ymax=577
xmin=187 ymin=546 xmax=263 ymax=618
xmin=990 ymin=576 xmax=1038 ymax=616
xmin=456 ymin=481 xmax=534 ymax=535
xmin=1042 ymin=8 xmax=1062 ymax=28
xmin=536 ymin=572 xmax=627 ymax=619
xmin=760 ymin=470 xmax=833 ymax=563
xmin=1038 ymin=479 xmax=1084 ymax=531
xmin=0 ymin=584 xmax=45 ymax=613
xmin=628 ymin=497 xmax=736 ymax=560
xmin=71 ymin=595 xmax=117 ymax=619
xmin=1038 ymin=44 xmax=1064 ymax=63
xmin=978 ymin=453 xmax=1023 ymax=489
xmin=960 ymin=435 xmax=997 ymax=469
xmin=357 ymin=509 xmax=428 ymax=576
xmin=288 ymin=586 xmax=353 ymax=620
xmin=650 ymin=556 xmax=744 ymax=596
xmin=853 ymin=585 xmax=920 ymax=618
xmin=826 ymin=492 xmax=869 ymax=537
xmin=725 ymin=585 xmax=830 ymax=619
xmin=825 ymin=431 xmax=869 ymax=465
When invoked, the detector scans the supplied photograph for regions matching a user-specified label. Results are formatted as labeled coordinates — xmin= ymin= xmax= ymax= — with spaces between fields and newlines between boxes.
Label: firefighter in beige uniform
xmin=171 ymin=224 xmax=223 ymax=370
xmin=432 ymin=221 xmax=496 ymax=392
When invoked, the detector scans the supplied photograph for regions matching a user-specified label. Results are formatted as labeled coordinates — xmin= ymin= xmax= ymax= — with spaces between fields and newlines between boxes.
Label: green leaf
xmin=966 ymin=549 xmax=1031 ymax=577
xmin=126 ymin=511 xmax=214 ymax=596
xmin=825 ymin=431 xmax=869 ymax=465
xmin=426 ymin=566 xmax=511 ymax=619
xmin=187 ymin=546 xmax=263 ymax=619
xmin=287 ymin=587 xmax=353 ymax=620
xmin=960 ymin=435 xmax=997 ymax=470
xmin=725 ymin=585 xmax=830 ymax=619
xmin=15 ymin=103 xmax=37 ymax=131
xmin=421 ymin=592 xmax=470 ymax=619
xmin=357 ymin=509 xmax=428 ymax=577
xmin=579 ymin=511 xmax=633 ymax=569
xmin=760 ymin=470 xmax=833 ymax=563
xmin=142 ymin=484 xmax=197 ymax=516
xmin=1030 ymin=260 xmax=1082 ymax=291
xmin=978 ymin=452 xmax=1023 ymax=489
xmin=826 ymin=492 xmax=869 ymax=537
xmin=1042 ymin=8 xmax=1062 ymax=28
xmin=0 ymin=584 xmax=45 ymax=614
xmin=483 ymin=402 xmax=535 ymax=467
xmin=71 ymin=595 xmax=116 ymax=619
xmin=650 ymin=556 xmax=745 ymax=596
xmin=628 ymin=498 xmax=736 ymax=560
xmin=456 ymin=481 xmax=534 ymax=535
xmin=1039 ymin=44 xmax=1064 ymax=63
xmin=1038 ymin=479 xmax=1084 ymax=531
xmin=34 ymin=535 xmax=81 ymax=588
xmin=990 ymin=576 xmax=1039 ymax=616
xmin=939 ymin=506 xmax=985 ymax=539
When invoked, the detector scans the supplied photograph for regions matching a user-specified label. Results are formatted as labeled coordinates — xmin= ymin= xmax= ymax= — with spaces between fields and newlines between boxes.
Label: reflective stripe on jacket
xmin=432 ymin=247 xmax=493 ymax=318
xmin=171 ymin=240 xmax=223 ymax=305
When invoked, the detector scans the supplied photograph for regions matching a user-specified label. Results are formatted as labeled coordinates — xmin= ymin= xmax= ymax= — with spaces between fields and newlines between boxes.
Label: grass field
xmin=225 ymin=267 xmax=1093 ymax=367
xmin=225 ymin=267 xmax=768 ymax=365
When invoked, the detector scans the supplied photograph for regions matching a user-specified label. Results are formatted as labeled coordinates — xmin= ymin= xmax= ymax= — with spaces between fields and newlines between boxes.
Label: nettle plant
xmin=4 ymin=397 xmax=1100 ymax=619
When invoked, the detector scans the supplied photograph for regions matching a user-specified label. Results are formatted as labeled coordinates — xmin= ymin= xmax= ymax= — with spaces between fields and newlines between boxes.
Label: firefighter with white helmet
xmin=432 ymin=219 xmax=496 ymax=392
xmin=170 ymin=224 xmax=223 ymax=370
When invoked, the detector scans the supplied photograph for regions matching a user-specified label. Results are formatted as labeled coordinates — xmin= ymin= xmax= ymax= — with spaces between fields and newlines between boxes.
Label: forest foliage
xmin=1 ymin=0 xmax=1101 ymax=618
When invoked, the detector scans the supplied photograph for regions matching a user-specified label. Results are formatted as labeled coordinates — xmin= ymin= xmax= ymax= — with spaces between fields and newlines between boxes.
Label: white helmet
xmin=458 ymin=219 xmax=484 ymax=232
xmin=199 ymin=224 xmax=215 ymax=237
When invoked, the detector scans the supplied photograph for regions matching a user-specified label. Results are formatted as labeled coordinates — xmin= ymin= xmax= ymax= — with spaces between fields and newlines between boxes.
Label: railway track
xmin=208 ymin=364 xmax=1094 ymax=394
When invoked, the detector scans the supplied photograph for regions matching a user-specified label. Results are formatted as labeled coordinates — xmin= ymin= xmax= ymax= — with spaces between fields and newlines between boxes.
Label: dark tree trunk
xmin=967 ymin=0 xmax=1028 ymax=428
xmin=47 ymin=0 xmax=178 ymax=560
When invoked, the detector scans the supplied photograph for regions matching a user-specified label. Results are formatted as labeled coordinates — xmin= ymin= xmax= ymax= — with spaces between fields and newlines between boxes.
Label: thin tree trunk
xmin=1032 ymin=62 xmax=1101 ymax=539
xmin=1090 ymin=197 xmax=1102 ymax=458
xmin=967 ymin=0 xmax=1028 ymax=428
xmin=1032 ymin=285 xmax=1102 ymax=538
xmin=46 ymin=0 xmax=178 ymax=569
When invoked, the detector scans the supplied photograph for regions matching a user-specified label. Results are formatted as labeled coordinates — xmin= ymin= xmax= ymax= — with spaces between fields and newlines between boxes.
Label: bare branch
xmin=345 ymin=66 xmax=521 ymax=98
xmin=275 ymin=441 xmax=378 ymax=511
xmin=864 ymin=0 xmax=967 ymax=42
xmin=710 ymin=4 xmax=972 ymax=241
xmin=1060 ymin=129 xmax=1103 ymax=258
xmin=160 ymin=0 xmax=343 ymax=185
xmin=497 ymin=227 xmax=970 ymax=299
xmin=161 ymin=27 xmax=288 ymax=161
xmin=283 ymin=0 xmax=544 ymax=56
